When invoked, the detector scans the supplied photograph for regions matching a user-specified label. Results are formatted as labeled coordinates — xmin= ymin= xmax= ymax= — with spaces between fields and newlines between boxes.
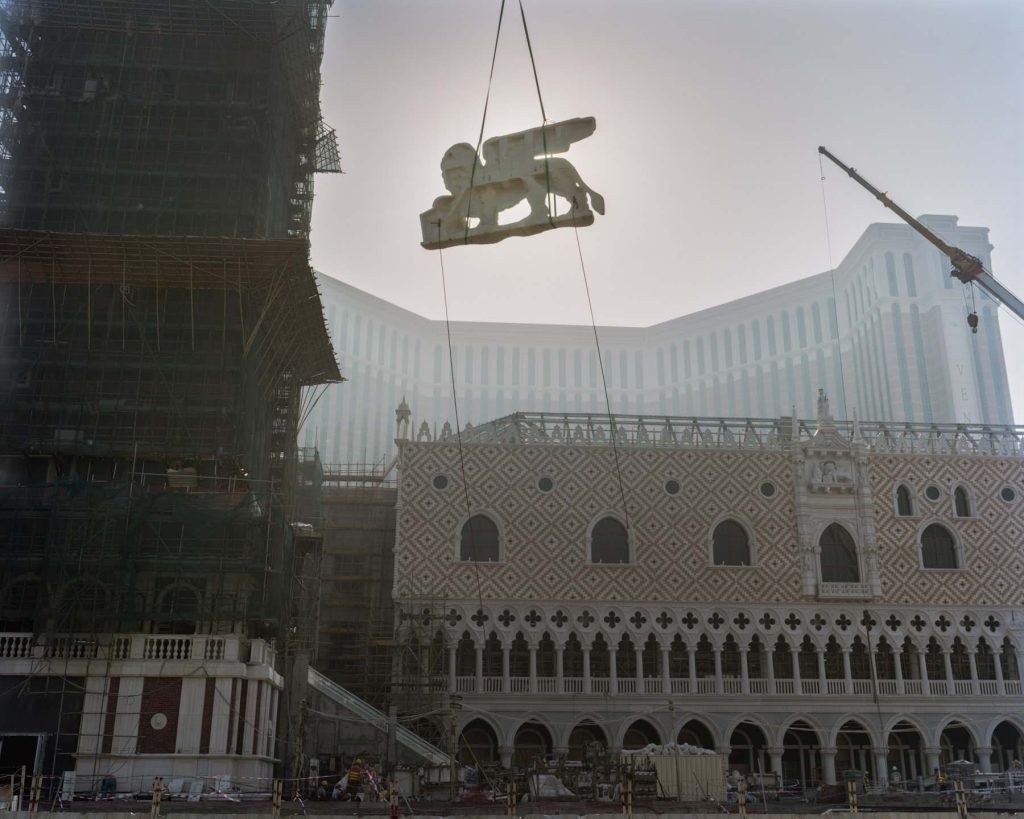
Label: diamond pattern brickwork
xmin=397 ymin=442 xmax=800 ymax=603
xmin=870 ymin=454 xmax=1024 ymax=606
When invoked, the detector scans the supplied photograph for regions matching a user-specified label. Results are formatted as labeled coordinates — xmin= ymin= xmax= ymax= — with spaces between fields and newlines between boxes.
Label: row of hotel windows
xmin=458 ymin=515 xmax=962 ymax=572
xmin=330 ymin=302 xmax=842 ymax=390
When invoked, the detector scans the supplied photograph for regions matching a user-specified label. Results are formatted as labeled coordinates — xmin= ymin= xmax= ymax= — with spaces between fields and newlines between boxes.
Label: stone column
xmin=448 ymin=644 xmax=458 ymax=693
xmin=995 ymin=647 xmax=1006 ymax=695
xmin=817 ymin=648 xmax=827 ymax=693
xmin=499 ymin=745 xmax=514 ymax=769
xmin=582 ymin=645 xmax=592 ymax=694
xmin=918 ymin=652 xmax=930 ymax=696
xmin=967 ymin=649 xmax=980 ymax=695
xmin=768 ymin=746 xmax=785 ymax=778
xmin=873 ymin=747 xmax=890 ymax=787
xmin=924 ymin=747 xmax=942 ymax=779
xmin=635 ymin=647 xmax=645 ymax=694
xmin=421 ymin=646 xmax=430 ymax=690
xmin=528 ymin=645 xmax=538 ymax=694
xmin=475 ymin=643 xmax=484 ymax=693
xmin=501 ymin=645 xmax=511 ymax=693
xmin=555 ymin=644 xmax=565 ymax=694
xmin=687 ymin=645 xmax=697 ymax=693
xmin=609 ymin=648 xmax=618 ymax=695
xmin=820 ymin=746 xmax=838 ymax=785
xmin=740 ymin=647 xmax=750 ymax=695
xmin=976 ymin=746 xmax=993 ymax=774
xmin=842 ymin=648 xmax=853 ymax=694
xmin=766 ymin=647 xmax=776 ymax=694
xmin=943 ymin=649 xmax=955 ymax=692
xmin=893 ymin=649 xmax=904 ymax=695
xmin=791 ymin=644 xmax=802 ymax=692
xmin=660 ymin=646 xmax=672 ymax=695
xmin=713 ymin=646 xmax=723 ymax=694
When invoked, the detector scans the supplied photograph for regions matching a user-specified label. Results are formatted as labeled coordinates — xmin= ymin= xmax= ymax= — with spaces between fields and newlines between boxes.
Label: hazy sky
xmin=310 ymin=0 xmax=1024 ymax=422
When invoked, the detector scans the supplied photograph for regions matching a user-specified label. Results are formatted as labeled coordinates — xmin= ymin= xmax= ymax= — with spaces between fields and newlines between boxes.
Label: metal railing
xmin=431 ymin=411 xmax=1024 ymax=458
xmin=306 ymin=667 xmax=448 ymax=765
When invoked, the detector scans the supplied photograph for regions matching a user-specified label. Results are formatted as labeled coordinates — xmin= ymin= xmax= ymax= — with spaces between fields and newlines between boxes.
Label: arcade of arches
xmin=452 ymin=715 xmax=1023 ymax=785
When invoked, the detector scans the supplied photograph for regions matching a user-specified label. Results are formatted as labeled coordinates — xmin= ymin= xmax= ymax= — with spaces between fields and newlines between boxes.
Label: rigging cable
xmin=435 ymin=225 xmax=487 ymax=645
xmin=463 ymin=0 xmax=507 ymax=245
xmin=571 ymin=202 xmax=631 ymax=535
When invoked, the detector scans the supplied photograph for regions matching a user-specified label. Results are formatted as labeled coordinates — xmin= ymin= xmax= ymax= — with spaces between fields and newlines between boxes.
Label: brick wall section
xmin=199 ymin=678 xmax=215 ymax=754
xmin=138 ymin=677 xmax=182 ymax=754
xmin=101 ymin=677 xmax=119 ymax=754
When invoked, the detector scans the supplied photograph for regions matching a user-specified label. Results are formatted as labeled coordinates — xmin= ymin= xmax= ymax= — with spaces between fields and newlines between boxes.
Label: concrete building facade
xmin=308 ymin=216 xmax=1013 ymax=467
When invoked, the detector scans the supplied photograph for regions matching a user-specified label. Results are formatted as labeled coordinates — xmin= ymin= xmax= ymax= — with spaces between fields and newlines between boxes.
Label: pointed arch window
xmin=589 ymin=516 xmax=630 ymax=564
xmin=953 ymin=486 xmax=971 ymax=518
xmin=712 ymin=520 xmax=751 ymax=566
xmin=921 ymin=523 xmax=958 ymax=569
xmin=819 ymin=523 xmax=859 ymax=582
xmin=896 ymin=485 xmax=913 ymax=517
xmin=459 ymin=514 xmax=500 ymax=562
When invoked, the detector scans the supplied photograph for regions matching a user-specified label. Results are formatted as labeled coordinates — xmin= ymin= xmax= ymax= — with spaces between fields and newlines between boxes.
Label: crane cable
xmin=819 ymin=152 xmax=852 ymax=422
xmin=462 ymin=0 xmax=557 ymax=244
xmin=438 ymin=0 xmax=631 ymax=566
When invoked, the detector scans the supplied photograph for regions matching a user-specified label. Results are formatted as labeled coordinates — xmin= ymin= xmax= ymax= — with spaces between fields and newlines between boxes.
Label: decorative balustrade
xmin=442 ymin=412 xmax=1024 ymax=458
xmin=0 ymin=632 xmax=260 ymax=664
xmin=0 ymin=633 xmax=33 ymax=658
xmin=434 ymin=668 xmax=1024 ymax=697
xmin=876 ymin=679 xmax=898 ymax=696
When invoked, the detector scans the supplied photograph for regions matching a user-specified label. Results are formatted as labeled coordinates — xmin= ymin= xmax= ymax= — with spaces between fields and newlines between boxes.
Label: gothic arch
xmin=586 ymin=512 xmax=633 ymax=564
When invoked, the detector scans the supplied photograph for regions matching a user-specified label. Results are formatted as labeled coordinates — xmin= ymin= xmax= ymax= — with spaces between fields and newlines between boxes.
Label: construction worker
xmin=346 ymin=758 xmax=363 ymax=800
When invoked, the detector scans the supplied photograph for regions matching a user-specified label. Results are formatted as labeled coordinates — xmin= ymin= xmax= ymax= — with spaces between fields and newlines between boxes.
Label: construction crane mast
xmin=818 ymin=146 xmax=1024 ymax=327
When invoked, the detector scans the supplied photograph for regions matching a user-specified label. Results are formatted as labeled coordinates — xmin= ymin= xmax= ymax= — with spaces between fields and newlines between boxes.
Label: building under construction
xmin=0 ymin=0 xmax=341 ymax=794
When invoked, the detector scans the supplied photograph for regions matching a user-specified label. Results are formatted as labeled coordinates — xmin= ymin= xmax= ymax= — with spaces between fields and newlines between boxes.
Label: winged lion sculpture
xmin=420 ymin=116 xmax=604 ymax=250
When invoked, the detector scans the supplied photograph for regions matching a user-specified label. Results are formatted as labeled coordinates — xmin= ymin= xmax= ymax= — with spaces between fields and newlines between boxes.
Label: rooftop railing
xmin=419 ymin=412 xmax=1024 ymax=457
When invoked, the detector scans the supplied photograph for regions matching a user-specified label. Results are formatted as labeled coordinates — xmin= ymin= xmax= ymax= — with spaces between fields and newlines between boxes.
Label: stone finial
xmin=395 ymin=397 xmax=412 ymax=440
xmin=420 ymin=117 xmax=604 ymax=249
xmin=816 ymin=388 xmax=835 ymax=430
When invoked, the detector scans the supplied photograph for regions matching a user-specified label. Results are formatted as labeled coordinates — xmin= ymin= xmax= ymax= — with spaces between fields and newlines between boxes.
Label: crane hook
xmin=967 ymin=312 xmax=979 ymax=334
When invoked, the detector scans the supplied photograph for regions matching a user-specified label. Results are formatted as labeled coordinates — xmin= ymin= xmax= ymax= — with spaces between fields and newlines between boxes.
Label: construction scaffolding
xmin=0 ymin=230 xmax=340 ymax=784
xmin=317 ymin=485 xmax=398 ymax=711
xmin=0 ymin=0 xmax=341 ymax=237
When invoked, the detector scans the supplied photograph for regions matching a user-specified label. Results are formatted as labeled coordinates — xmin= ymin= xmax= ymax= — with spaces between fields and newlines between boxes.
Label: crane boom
xmin=817 ymin=146 xmax=1024 ymax=322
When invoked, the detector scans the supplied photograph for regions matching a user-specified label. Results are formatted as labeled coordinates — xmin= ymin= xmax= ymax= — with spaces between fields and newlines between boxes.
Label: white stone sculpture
xmin=420 ymin=117 xmax=604 ymax=249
